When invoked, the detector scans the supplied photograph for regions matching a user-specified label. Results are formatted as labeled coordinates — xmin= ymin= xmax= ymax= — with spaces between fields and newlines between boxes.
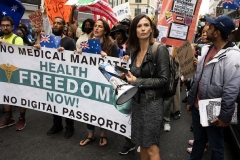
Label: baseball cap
xmin=205 ymin=15 xmax=235 ymax=34
xmin=120 ymin=18 xmax=131 ymax=27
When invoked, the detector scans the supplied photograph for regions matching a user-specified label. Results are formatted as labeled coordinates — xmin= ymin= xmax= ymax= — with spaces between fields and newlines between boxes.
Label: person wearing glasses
xmin=0 ymin=16 xmax=26 ymax=131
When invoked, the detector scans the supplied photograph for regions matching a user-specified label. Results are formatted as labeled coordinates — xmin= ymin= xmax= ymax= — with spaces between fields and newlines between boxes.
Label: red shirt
xmin=194 ymin=46 xmax=218 ymax=108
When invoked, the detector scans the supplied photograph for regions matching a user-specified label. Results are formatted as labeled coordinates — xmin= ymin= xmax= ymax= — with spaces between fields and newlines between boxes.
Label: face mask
xmin=200 ymin=22 xmax=205 ymax=26
xmin=84 ymin=28 xmax=93 ymax=34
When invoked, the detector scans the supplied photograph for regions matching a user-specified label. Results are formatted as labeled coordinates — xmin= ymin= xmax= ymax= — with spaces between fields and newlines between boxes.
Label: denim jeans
xmin=87 ymin=124 xmax=106 ymax=133
xmin=189 ymin=106 xmax=224 ymax=160
xmin=163 ymin=96 xmax=174 ymax=122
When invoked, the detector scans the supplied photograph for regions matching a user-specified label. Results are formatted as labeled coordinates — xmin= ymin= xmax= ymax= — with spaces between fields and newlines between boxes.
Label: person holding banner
xmin=78 ymin=18 xmax=118 ymax=147
xmin=68 ymin=5 xmax=95 ymax=49
xmin=0 ymin=16 xmax=26 ymax=131
xmin=34 ymin=16 xmax=76 ymax=138
xmin=186 ymin=16 xmax=240 ymax=160
xmin=125 ymin=14 xmax=170 ymax=160
xmin=75 ymin=18 xmax=95 ymax=50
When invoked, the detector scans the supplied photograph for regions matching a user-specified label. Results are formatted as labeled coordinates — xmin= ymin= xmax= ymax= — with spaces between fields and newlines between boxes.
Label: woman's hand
xmin=122 ymin=55 xmax=130 ymax=62
xmin=33 ymin=43 xmax=41 ymax=50
xmin=76 ymin=48 xmax=82 ymax=54
xmin=100 ymin=51 xmax=107 ymax=57
xmin=125 ymin=71 xmax=136 ymax=83
xmin=119 ymin=73 xmax=126 ymax=79
xmin=57 ymin=47 xmax=65 ymax=52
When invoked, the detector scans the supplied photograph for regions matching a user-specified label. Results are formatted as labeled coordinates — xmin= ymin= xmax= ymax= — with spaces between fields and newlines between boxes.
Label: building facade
xmin=208 ymin=0 xmax=220 ymax=16
xmin=129 ymin=0 xmax=157 ymax=17
xmin=20 ymin=0 xmax=41 ymax=19
xmin=110 ymin=0 xmax=157 ymax=18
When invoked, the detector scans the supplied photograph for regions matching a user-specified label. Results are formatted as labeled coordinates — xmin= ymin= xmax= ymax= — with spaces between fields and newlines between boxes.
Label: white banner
xmin=0 ymin=43 xmax=131 ymax=138
xmin=113 ymin=2 xmax=131 ymax=21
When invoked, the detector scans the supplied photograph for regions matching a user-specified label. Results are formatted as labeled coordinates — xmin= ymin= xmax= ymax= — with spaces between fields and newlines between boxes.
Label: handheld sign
xmin=28 ymin=10 xmax=43 ymax=30
xmin=176 ymin=40 xmax=196 ymax=79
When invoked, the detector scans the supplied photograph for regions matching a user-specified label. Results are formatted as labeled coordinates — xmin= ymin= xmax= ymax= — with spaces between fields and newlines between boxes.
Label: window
xmin=135 ymin=0 xmax=141 ymax=3
xmin=135 ymin=8 xmax=141 ymax=16
xmin=20 ymin=0 xmax=39 ymax=5
xmin=117 ymin=0 xmax=122 ymax=5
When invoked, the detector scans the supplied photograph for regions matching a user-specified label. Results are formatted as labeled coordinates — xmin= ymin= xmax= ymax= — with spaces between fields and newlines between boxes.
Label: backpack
xmin=151 ymin=42 xmax=179 ymax=98
xmin=0 ymin=35 xmax=18 ymax=44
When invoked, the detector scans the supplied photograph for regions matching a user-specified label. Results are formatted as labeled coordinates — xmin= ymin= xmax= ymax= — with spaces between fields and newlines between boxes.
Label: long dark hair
xmin=96 ymin=18 xmax=114 ymax=56
xmin=126 ymin=14 xmax=154 ymax=52
xmin=17 ymin=28 xmax=34 ymax=46
xmin=67 ymin=26 xmax=76 ymax=40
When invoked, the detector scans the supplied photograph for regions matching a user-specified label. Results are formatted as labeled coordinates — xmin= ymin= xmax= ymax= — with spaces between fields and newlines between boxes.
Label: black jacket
xmin=131 ymin=44 xmax=170 ymax=100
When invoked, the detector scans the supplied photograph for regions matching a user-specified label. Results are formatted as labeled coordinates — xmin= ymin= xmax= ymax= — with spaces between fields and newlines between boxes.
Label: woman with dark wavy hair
xmin=125 ymin=14 xmax=169 ymax=159
xmin=17 ymin=27 xmax=35 ymax=46
xmin=78 ymin=18 xmax=118 ymax=147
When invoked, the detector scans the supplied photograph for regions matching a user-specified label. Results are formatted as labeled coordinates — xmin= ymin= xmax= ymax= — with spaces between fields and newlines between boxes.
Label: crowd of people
xmin=0 ymin=4 xmax=240 ymax=160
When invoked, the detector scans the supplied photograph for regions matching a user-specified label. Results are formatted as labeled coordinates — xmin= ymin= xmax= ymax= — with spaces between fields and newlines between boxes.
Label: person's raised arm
xmin=68 ymin=5 xmax=78 ymax=34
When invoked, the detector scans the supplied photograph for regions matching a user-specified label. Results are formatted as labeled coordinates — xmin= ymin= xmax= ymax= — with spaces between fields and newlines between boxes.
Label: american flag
xmin=165 ymin=12 xmax=173 ymax=24
xmin=80 ymin=39 xmax=102 ymax=54
xmin=166 ymin=17 xmax=173 ymax=24
xmin=222 ymin=0 xmax=240 ymax=10
xmin=40 ymin=35 xmax=61 ymax=49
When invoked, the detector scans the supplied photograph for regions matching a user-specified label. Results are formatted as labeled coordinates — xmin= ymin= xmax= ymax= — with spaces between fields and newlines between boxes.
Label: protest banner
xmin=113 ymin=2 xmax=131 ymax=21
xmin=28 ymin=10 xmax=43 ymax=30
xmin=44 ymin=0 xmax=72 ymax=24
xmin=157 ymin=0 xmax=202 ymax=47
xmin=176 ymin=40 xmax=196 ymax=79
xmin=0 ymin=43 xmax=131 ymax=138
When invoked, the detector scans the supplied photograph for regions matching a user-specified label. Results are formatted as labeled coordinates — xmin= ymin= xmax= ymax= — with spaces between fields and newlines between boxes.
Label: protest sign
xmin=28 ymin=10 xmax=43 ymax=29
xmin=44 ymin=0 xmax=72 ymax=24
xmin=0 ymin=43 xmax=131 ymax=138
xmin=113 ymin=2 xmax=131 ymax=21
xmin=157 ymin=0 xmax=202 ymax=47
xmin=176 ymin=40 xmax=196 ymax=79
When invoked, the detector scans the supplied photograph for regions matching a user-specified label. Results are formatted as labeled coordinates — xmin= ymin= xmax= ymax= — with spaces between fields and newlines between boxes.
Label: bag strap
xmin=150 ymin=42 xmax=160 ymax=64
xmin=12 ymin=35 xmax=18 ymax=44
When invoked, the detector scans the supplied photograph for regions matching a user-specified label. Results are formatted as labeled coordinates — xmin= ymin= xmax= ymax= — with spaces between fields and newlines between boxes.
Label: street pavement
xmin=0 ymin=90 xmax=239 ymax=160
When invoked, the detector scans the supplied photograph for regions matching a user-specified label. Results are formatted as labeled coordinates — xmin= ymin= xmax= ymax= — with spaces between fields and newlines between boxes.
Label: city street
xmin=0 ymin=91 xmax=239 ymax=160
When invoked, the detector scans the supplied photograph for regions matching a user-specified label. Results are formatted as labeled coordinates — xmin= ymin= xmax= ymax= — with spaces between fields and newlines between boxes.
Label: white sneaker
xmin=164 ymin=123 xmax=171 ymax=132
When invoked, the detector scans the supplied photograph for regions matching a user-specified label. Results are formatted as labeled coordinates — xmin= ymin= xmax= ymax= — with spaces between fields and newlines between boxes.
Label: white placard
xmin=113 ymin=2 xmax=131 ymax=21
xmin=169 ymin=23 xmax=188 ymax=40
